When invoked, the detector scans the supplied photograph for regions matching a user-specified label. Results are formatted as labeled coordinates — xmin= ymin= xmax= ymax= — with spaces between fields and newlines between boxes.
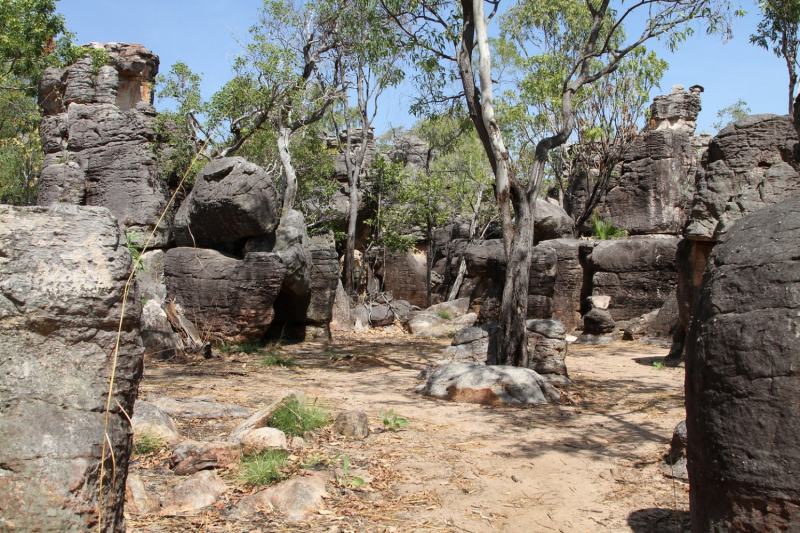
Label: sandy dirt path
xmin=129 ymin=332 xmax=690 ymax=533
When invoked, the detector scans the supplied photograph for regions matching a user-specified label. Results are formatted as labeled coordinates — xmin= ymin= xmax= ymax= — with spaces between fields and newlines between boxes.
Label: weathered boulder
xmin=685 ymin=114 xmax=799 ymax=241
xmin=537 ymin=239 xmax=584 ymax=332
xmin=164 ymin=248 xmax=285 ymax=343
xmin=671 ymin=113 xmax=800 ymax=364
xmin=685 ymin=196 xmax=800 ymax=531
xmin=330 ymin=280 xmax=355 ymax=332
xmin=388 ymin=133 xmax=430 ymax=170
xmin=535 ymin=199 xmax=575 ymax=242
xmin=575 ymin=308 xmax=617 ymax=345
xmin=132 ymin=400 xmax=181 ymax=445
xmin=369 ymin=303 xmax=395 ymax=327
xmin=584 ymin=237 xmax=680 ymax=321
xmin=415 ymin=363 xmax=561 ymax=405
xmin=37 ymin=44 xmax=172 ymax=247
xmin=332 ymin=411 xmax=370 ymax=438
xmin=638 ymin=293 xmax=679 ymax=346
xmin=160 ymin=470 xmax=228 ymax=513
xmin=567 ymin=85 xmax=701 ymax=236
xmin=174 ymin=157 xmax=281 ymax=248
xmin=662 ymin=420 xmax=688 ymax=482
xmin=0 ymin=205 xmax=143 ymax=532
xmin=233 ymin=472 xmax=330 ymax=521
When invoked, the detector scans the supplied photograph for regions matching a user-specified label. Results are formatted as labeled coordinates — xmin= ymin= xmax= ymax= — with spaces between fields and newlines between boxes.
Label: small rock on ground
xmin=332 ymin=411 xmax=370 ymax=438
xmin=233 ymin=472 xmax=330 ymax=522
xmin=131 ymin=400 xmax=181 ymax=445
xmin=160 ymin=470 xmax=228 ymax=513
xmin=125 ymin=474 xmax=160 ymax=515
xmin=170 ymin=440 xmax=241 ymax=476
xmin=241 ymin=427 xmax=288 ymax=454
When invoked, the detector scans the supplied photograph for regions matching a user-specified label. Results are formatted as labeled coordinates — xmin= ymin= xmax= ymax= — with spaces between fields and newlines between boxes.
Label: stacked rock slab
xmin=669 ymin=113 xmax=800 ymax=364
xmin=375 ymin=249 xmax=430 ymax=308
xmin=0 ymin=206 xmax=143 ymax=532
xmin=37 ymin=43 xmax=171 ymax=248
xmin=582 ymin=237 xmax=680 ymax=322
xmin=685 ymin=196 xmax=800 ymax=531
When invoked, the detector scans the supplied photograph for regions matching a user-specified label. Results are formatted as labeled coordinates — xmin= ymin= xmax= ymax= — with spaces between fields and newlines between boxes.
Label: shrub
xmin=591 ymin=215 xmax=627 ymax=240
xmin=436 ymin=309 xmax=452 ymax=320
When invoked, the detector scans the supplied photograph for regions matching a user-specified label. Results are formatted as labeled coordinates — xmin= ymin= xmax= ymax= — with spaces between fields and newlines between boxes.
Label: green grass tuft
xmin=591 ymin=215 xmax=627 ymax=240
xmin=133 ymin=432 xmax=164 ymax=456
xmin=436 ymin=309 xmax=453 ymax=320
xmin=239 ymin=449 xmax=289 ymax=486
xmin=653 ymin=358 xmax=665 ymax=370
xmin=268 ymin=398 xmax=330 ymax=438
xmin=261 ymin=353 xmax=297 ymax=367
xmin=233 ymin=341 xmax=263 ymax=354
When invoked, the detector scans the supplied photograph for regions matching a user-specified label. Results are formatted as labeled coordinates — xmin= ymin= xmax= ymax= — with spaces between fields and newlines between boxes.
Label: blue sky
xmin=58 ymin=0 xmax=788 ymax=134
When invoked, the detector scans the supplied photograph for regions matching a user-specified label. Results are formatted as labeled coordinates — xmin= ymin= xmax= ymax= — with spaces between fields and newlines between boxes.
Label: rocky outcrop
xmin=670 ymin=113 xmax=800 ymax=364
xmin=583 ymin=237 xmax=680 ymax=321
xmin=164 ymin=248 xmax=286 ymax=343
xmin=685 ymin=196 xmax=800 ymax=531
xmin=534 ymin=200 xmax=575 ymax=242
xmin=568 ymin=85 xmax=702 ymax=236
xmin=37 ymin=43 xmax=172 ymax=247
xmin=174 ymin=157 xmax=281 ymax=249
xmin=0 ymin=205 xmax=143 ymax=532
xmin=375 ymin=249 xmax=430 ymax=308
xmin=537 ymin=239 xmax=584 ymax=332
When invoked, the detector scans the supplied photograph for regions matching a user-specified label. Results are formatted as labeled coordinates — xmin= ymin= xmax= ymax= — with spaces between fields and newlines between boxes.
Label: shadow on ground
xmin=628 ymin=507 xmax=690 ymax=532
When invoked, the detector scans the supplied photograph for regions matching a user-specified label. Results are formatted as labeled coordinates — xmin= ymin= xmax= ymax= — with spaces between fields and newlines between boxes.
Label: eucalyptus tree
xmin=327 ymin=0 xmax=407 ymax=293
xmin=751 ymin=0 xmax=800 ymax=113
xmin=383 ymin=0 xmax=741 ymax=367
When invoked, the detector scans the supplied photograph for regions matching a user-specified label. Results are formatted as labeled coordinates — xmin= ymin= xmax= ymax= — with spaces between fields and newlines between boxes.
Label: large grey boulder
xmin=537 ymin=238 xmax=584 ymax=332
xmin=685 ymin=196 xmax=800 ymax=531
xmin=164 ymin=248 xmax=286 ymax=342
xmin=375 ymin=249 xmax=429 ymax=307
xmin=174 ymin=157 xmax=281 ymax=248
xmin=0 ymin=205 xmax=143 ymax=532
xmin=534 ymin=199 xmax=575 ymax=242
xmin=37 ymin=43 xmax=172 ymax=248
xmin=415 ymin=362 xmax=561 ymax=406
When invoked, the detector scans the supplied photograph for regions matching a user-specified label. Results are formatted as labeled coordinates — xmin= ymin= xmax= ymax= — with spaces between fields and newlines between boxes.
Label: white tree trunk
xmin=277 ymin=127 xmax=297 ymax=212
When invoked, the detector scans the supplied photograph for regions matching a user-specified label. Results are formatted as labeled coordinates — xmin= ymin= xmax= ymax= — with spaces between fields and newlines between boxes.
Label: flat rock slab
xmin=414 ymin=362 xmax=561 ymax=406
xmin=153 ymin=396 xmax=249 ymax=419
xmin=233 ymin=472 xmax=330 ymax=522
xmin=160 ymin=470 xmax=228 ymax=513
xmin=408 ymin=313 xmax=477 ymax=338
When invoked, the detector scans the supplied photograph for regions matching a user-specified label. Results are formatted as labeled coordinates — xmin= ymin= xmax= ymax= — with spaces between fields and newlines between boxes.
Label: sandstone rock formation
xmin=375 ymin=249 xmax=430 ymax=307
xmin=0 ymin=205 xmax=143 ymax=532
xmin=685 ymin=196 xmax=800 ymax=531
xmin=37 ymin=43 xmax=172 ymax=247
xmin=164 ymin=248 xmax=286 ymax=343
xmin=583 ymin=237 xmax=680 ymax=321
xmin=174 ymin=157 xmax=281 ymax=249
xmin=567 ymin=85 xmax=702 ymax=236
xmin=670 ymin=113 xmax=800 ymax=364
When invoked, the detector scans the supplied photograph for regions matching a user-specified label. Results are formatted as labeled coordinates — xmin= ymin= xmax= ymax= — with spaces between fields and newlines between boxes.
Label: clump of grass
xmin=217 ymin=341 xmax=233 ymax=354
xmin=653 ymin=358 xmax=665 ymax=370
xmin=234 ymin=341 xmax=264 ymax=354
xmin=445 ymin=329 xmax=457 ymax=339
xmin=436 ymin=309 xmax=453 ymax=320
xmin=239 ymin=449 xmax=289 ymax=486
xmin=261 ymin=353 xmax=297 ymax=367
xmin=268 ymin=398 xmax=330 ymax=438
xmin=133 ymin=432 xmax=164 ymax=456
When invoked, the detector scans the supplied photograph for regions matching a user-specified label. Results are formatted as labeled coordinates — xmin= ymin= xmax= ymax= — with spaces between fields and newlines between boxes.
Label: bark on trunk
xmin=426 ymin=220 xmax=433 ymax=308
xmin=277 ymin=127 xmax=298 ymax=212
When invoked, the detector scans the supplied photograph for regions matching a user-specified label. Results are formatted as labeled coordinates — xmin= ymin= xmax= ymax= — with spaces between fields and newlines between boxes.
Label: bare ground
xmin=128 ymin=330 xmax=690 ymax=533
